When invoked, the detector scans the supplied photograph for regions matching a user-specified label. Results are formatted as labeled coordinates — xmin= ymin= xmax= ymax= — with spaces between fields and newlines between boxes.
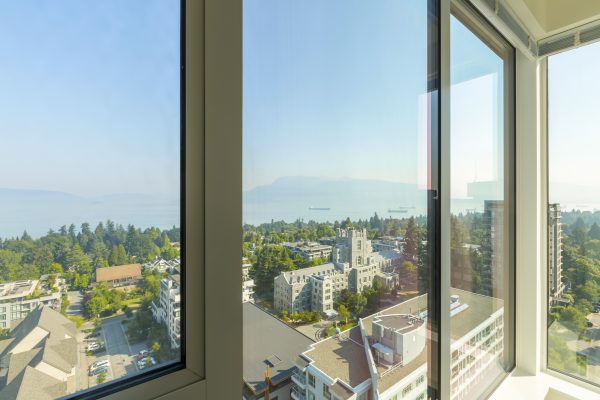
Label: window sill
xmin=489 ymin=369 xmax=600 ymax=400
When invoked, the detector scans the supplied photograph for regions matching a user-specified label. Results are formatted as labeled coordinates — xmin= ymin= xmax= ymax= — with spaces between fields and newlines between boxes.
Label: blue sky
xmin=243 ymin=0 xmax=505 ymax=203
xmin=243 ymin=0 xmax=428 ymax=191
xmin=549 ymin=40 xmax=600 ymax=208
xmin=0 ymin=1 xmax=180 ymax=197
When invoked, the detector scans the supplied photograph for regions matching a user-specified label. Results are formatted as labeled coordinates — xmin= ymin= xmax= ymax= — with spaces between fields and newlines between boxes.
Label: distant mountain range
xmin=243 ymin=176 xmax=428 ymax=225
xmin=0 ymin=189 xmax=179 ymax=238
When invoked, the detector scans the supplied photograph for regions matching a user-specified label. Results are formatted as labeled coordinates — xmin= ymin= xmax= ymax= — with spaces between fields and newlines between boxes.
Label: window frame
xmin=63 ymin=1 xmax=242 ymax=399
xmin=542 ymin=43 xmax=600 ymax=395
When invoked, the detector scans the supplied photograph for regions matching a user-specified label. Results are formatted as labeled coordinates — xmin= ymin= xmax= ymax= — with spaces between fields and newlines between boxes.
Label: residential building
xmin=274 ymin=229 xmax=399 ymax=314
xmin=243 ymin=259 xmax=255 ymax=303
xmin=372 ymin=236 xmax=403 ymax=253
xmin=143 ymin=257 xmax=181 ymax=274
xmin=243 ymin=302 xmax=313 ymax=400
xmin=0 ymin=278 xmax=63 ymax=330
xmin=291 ymin=289 xmax=504 ymax=400
xmin=152 ymin=274 xmax=181 ymax=349
xmin=0 ymin=305 xmax=78 ymax=398
xmin=548 ymin=203 xmax=565 ymax=304
xmin=481 ymin=201 xmax=505 ymax=298
xmin=95 ymin=264 xmax=142 ymax=288
xmin=284 ymin=242 xmax=333 ymax=262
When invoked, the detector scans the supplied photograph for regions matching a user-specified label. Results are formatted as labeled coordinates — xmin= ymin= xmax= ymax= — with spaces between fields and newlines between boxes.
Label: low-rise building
xmin=0 ymin=277 xmax=63 ymax=330
xmin=243 ymin=302 xmax=313 ymax=400
xmin=95 ymin=264 xmax=142 ymax=288
xmin=152 ymin=274 xmax=181 ymax=349
xmin=284 ymin=242 xmax=333 ymax=262
xmin=291 ymin=289 xmax=504 ymax=400
xmin=0 ymin=305 xmax=78 ymax=398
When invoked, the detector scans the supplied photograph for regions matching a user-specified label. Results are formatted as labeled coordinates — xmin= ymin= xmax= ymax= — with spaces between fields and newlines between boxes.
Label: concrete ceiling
xmin=506 ymin=0 xmax=600 ymax=39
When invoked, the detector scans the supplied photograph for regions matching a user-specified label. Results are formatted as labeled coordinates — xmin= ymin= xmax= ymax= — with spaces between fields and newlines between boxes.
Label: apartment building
xmin=548 ymin=203 xmax=565 ymax=304
xmin=0 ymin=305 xmax=78 ymax=398
xmin=291 ymin=289 xmax=504 ymax=400
xmin=0 ymin=278 xmax=63 ymax=330
xmin=152 ymin=274 xmax=181 ymax=349
xmin=285 ymin=242 xmax=333 ymax=262
xmin=274 ymin=229 xmax=387 ymax=314
xmin=481 ymin=201 xmax=505 ymax=298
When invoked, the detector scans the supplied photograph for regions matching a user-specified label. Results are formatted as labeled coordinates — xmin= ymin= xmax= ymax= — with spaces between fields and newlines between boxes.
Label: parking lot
xmin=84 ymin=315 xmax=150 ymax=388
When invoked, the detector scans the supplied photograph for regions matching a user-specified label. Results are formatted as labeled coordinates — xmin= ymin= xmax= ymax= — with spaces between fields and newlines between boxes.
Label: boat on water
xmin=308 ymin=206 xmax=331 ymax=211
xmin=388 ymin=209 xmax=408 ymax=213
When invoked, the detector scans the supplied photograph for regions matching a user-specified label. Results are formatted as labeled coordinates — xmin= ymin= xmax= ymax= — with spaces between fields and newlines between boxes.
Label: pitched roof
xmin=0 ymin=306 xmax=78 ymax=398
xmin=0 ymin=365 xmax=66 ymax=400
xmin=96 ymin=263 xmax=142 ymax=282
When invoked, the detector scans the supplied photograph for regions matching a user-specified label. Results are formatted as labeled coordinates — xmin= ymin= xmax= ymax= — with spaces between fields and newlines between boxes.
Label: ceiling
xmin=506 ymin=0 xmax=600 ymax=39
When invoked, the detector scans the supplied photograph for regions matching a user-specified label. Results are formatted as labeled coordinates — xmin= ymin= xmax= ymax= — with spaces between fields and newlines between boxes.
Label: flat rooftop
xmin=243 ymin=302 xmax=313 ymax=396
xmin=304 ymin=288 xmax=504 ymax=392
xmin=303 ymin=327 xmax=370 ymax=388
xmin=0 ymin=280 xmax=37 ymax=298
xmin=374 ymin=314 xmax=424 ymax=333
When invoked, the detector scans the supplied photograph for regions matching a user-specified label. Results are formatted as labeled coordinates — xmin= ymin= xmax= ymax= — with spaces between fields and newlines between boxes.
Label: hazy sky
xmin=243 ymin=1 xmax=505 ymax=199
xmin=549 ymin=40 xmax=600 ymax=207
xmin=0 ymin=1 xmax=180 ymax=197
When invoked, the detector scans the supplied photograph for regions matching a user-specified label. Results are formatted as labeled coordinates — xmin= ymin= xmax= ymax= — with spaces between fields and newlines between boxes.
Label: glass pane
xmin=449 ymin=15 xmax=513 ymax=399
xmin=0 ymin=2 xmax=181 ymax=398
xmin=548 ymin=41 xmax=600 ymax=385
xmin=243 ymin=1 xmax=437 ymax=399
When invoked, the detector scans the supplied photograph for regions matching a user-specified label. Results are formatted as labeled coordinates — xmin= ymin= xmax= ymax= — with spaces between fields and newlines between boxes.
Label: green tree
xmin=338 ymin=304 xmax=349 ymax=324
xmin=403 ymin=217 xmax=418 ymax=263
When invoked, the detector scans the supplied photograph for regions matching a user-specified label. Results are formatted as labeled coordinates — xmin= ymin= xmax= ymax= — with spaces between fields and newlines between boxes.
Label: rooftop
xmin=96 ymin=263 xmax=142 ymax=282
xmin=243 ymin=302 xmax=313 ymax=396
xmin=303 ymin=288 xmax=504 ymax=393
xmin=0 ymin=281 xmax=37 ymax=298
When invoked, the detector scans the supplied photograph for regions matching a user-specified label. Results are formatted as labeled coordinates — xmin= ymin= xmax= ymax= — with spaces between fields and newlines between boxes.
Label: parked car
xmin=587 ymin=320 xmax=594 ymax=328
xmin=137 ymin=357 xmax=156 ymax=370
xmin=87 ymin=342 xmax=100 ymax=351
xmin=90 ymin=359 xmax=110 ymax=370
xmin=89 ymin=366 xmax=108 ymax=376
xmin=136 ymin=350 xmax=151 ymax=361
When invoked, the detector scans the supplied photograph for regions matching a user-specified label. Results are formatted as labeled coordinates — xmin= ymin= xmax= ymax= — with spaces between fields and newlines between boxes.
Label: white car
xmin=86 ymin=342 xmax=101 ymax=351
xmin=137 ymin=356 xmax=156 ymax=370
xmin=90 ymin=359 xmax=110 ymax=370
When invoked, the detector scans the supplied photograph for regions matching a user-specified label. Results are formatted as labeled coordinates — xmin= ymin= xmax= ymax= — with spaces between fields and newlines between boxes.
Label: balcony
xmin=291 ymin=369 xmax=306 ymax=387
xmin=291 ymin=384 xmax=306 ymax=400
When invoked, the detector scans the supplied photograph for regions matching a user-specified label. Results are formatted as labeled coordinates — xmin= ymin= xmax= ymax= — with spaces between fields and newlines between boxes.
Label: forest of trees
xmin=0 ymin=221 xmax=180 ymax=288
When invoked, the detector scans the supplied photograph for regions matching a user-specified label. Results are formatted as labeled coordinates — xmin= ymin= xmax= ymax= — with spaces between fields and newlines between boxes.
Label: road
xmin=67 ymin=290 xmax=84 ymax=316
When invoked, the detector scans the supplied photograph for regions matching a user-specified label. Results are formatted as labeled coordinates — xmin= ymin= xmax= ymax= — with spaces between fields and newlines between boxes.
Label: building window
xmin=448 ymin=8 xmax=515 ymax=399
xmin=308 ymin=373 xmax=316 ymax=388
xmin=0 ymin=1 xmax=185 ymax=399
xmin=547 ymin=40 xmax=600 ymax=386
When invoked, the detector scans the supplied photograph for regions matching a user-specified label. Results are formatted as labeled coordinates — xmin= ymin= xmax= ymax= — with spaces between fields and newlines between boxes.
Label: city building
xmin=0 ymin=277 xmax=63 ymax=330
xmin=243 ymin=302 xmax=313 ymax=400
xmin=284 ymin=242 xmax=333 ymax=262
xmin=372 ymin=236 xmax=403 ymax=253
xmin=0 ymin=305 xmax=78 ymax=398
xmin=143 ymin=257 xmax=181 ymax=274
xmin=95 ymin=264 xmax=143 ymax=288
xmin=548 ymin=203 xmax=565 ymax=304
xmin=242 ymin=259 xmax=255 ymax=303
xmin=291 ymin=289 xmax=504 ymax=400
xmin=274 ymin=229 xmax=393 ymax=314
xmin=152 ymin=274 xmax=181 ymax=349
xmin=481 ymin=200 xmax=505 ymax=298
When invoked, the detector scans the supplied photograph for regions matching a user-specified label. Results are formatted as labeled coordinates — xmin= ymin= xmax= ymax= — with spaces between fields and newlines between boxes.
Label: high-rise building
xmin=481 ymin=200 xmax=505 ymax=298
xmin=548 ymin=203 xmax=564 ymax=304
